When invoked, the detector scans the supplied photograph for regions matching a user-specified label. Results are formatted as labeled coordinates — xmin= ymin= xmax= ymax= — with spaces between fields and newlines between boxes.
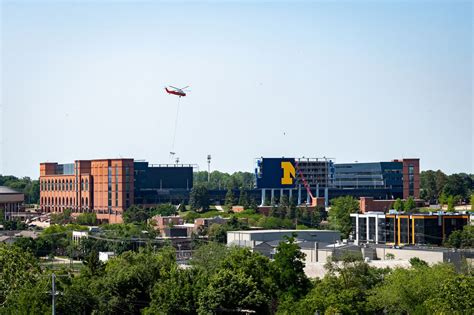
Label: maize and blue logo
xmin=280 ymin=161 xmax=296 ymax=185
xmin=256 ymin=158 xmax=296 ymax=189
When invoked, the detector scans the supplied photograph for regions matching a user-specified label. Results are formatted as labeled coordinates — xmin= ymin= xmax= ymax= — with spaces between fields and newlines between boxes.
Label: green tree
xmin=207 ymin=223 xmax=229 ymax=243
xmin=2 ymin=276 xmax=51 ymax=314
xmin=443 ymin=173 xmax=470 ymax=200
xmin=0 ymin=244 xmax=41 ymax=305
xmin=420 ymin=170 xmax=438 ymax=202
xmin=447 ymin=195 xmax=455 ymax=212
xmin=404 ymin=196 xmax=416 ymax=211
xmin=272 ymin=235 xmax=311 ymax=299
xmin=393 ymin=198 xmax=404 ymax=211
xmin=92 ymin=247 xmax=176 ymax=313
xmin=123 ymin=205 xmax=149 ymax=223
xmin=328 ymin=196 xmax=359 ymax=238
xmin=435 ymin=170 xmax=448 ymax=197
xmin=50 ymin=208 xmax=73 ymax=224
xmin=279 ymin=195 xmax=289 ymax=219
xmin=471 ymin=193 xmax=474 ymax=210
xmin=424 ymin=274 xmax=474 ymax=313
xmin=409 ymin=257 xmax=428 ymax=268
xmin=224 ymin=188 xmax=236 ymax=209
xmin=368 ymin=263 xmax=465 ymax=314
xmin=238 ymin=188 xmax=249 ymax=208
xmin=76 ymin=212 xmax=97 ymax=225
xmin=145 ymin=267 xmax=197 ymax=314
xmin=193 ymin=170 xmax=255 ymax=190
xmin=445 ymin=225 xmax=474 ymax=248
xmin=56 ymin=276 xmax=98 ymax=315
xmin=189 ymin=185 xmax=210 ymax=212
xmin=190 ymin=242 xmax=228 ymax=277
xmin=439 ymin=191 xmax=448 ymax=207
xmin=286 ymin=200 xmax=297 ymax=220
xmin=286 ymin=254 xmax=386 ymax=315
xmin=82 ymin=250 xmax=104 ymax=277
xmin=197 ymin=269 xmax=268 ymax=314
xmin=151 ymin=203 xmax=177 ymax=217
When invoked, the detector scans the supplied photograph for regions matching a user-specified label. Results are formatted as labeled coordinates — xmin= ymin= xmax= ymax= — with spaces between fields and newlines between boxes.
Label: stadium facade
xmin=255 ymin=157 xmax=419 ymax=206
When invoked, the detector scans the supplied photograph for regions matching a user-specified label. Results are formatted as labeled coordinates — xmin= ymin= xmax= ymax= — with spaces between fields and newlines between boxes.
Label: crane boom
xmin=294 ymin=160 xmax=317 ymax=206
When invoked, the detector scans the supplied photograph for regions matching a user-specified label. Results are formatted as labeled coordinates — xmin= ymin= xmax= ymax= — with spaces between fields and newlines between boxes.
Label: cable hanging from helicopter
xmin=165 ymin=85 xmax=190 ymax=162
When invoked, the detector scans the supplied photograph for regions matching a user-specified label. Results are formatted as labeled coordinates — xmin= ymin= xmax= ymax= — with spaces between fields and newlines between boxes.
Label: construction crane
xmin=294 ymin=160 xmax=317 ymax=207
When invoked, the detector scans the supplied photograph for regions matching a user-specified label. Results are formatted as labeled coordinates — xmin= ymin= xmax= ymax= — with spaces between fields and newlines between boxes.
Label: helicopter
xmin=165 ymin=85 xmax=189 ymax=97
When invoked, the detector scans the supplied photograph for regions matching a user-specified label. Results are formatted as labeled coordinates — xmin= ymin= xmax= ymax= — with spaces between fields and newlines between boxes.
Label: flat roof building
xmin=227 ymin=229 xmax=341 ymax=247
xmin=255 ymin=157 xmax=420 ymax=206
xmin=350 ymin=212 xmax=470 ymax=246
xmin=39 ymin=158 xmax=195 ymax=223
xmin=0 ymin=186 xmax=25 ymax=221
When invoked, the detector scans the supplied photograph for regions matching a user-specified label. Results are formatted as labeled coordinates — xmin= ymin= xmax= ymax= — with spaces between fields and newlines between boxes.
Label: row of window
xmin=40 ymin=196 xmax=88 ymax=206
xmin=40 ymin=178 xmax=89 ymax=191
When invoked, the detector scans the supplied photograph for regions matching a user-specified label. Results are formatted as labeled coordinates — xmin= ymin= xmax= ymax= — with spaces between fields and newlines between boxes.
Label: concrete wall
xmin=301 ymin=248 xmax=333 ymax=263
xmin=375 ymin=248 xmax=444 ymax=264
xmin=227 ymin=230 xmax=340 ymax=244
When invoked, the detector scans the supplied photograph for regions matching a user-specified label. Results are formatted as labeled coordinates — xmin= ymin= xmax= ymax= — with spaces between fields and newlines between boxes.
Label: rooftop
xmin=0 ymin=186 xmax=23 ymax=195
xmin=228 ymin=229 xmax=338 ymax=234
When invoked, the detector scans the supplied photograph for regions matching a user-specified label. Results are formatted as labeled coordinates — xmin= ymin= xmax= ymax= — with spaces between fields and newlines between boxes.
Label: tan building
xmin=0 ymin=186 xmax=25 ymax=221
xmin=39 ymin=159 xmax=134 ymax=223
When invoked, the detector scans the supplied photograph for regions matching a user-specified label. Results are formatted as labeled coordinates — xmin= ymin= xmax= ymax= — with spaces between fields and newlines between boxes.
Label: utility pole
xmin=51 ymin=273 xmax=58 ymax=315
xmin=207 ymin=154 xmax=211 ymax=182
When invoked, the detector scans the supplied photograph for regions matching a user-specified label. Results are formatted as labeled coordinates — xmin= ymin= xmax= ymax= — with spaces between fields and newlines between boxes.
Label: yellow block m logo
xmin=281 ymin=161 xmax=296 ymax=185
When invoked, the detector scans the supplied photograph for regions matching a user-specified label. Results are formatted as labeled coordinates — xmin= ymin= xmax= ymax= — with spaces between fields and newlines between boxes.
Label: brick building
xmin=39 ymin=159 xmax=134 ymax=224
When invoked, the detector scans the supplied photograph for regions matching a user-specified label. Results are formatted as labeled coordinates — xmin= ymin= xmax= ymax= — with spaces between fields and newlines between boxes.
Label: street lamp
xmin=207 ymin=154 xmax=211 ymax=182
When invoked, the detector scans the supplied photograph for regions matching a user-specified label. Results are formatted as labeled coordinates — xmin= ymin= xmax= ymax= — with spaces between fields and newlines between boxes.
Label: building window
xmin=108 ymin=167 xmax=112 ymax=191
xmin=85 ymin=179 xmax=89 ymax=191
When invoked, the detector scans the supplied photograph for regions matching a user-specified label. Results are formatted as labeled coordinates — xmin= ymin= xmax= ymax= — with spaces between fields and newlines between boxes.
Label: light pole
xmin=207 ymin=154 xmax=211 ymax=182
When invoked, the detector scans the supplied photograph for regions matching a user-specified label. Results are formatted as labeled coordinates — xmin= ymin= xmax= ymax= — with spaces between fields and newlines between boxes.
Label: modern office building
xmin=255 ymin=157 xmax=420 ymax=205
xmin=39 ymin=159 xmax=194 ymax=223
xmin=350 ymin=212 xmax=470 ymax=246
xmin=134 ymin=161 xmax=194 ymax=206
xmin=332 ymin=158 xmax=420 ymax=199
xmin=0 ymin=186 xmax=25 ymax=221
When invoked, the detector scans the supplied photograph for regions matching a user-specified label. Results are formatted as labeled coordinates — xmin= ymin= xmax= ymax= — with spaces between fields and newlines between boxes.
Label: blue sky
xmin=1 ymin=0 xmax=472 ymax=178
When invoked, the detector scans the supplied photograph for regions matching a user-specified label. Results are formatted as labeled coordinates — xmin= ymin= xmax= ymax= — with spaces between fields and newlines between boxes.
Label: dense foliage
xmin=189 ymin=185 xmax=211 ymax=212
xmin=194 ymin=171 xmax=255 ymax=190
xmin=328 ymin=196 xmax=359 ymax=238
xmin=123 ymin=204 xmax=178 ymax=224
xmin=445 ymin=225 xmax=474 ymax=249
xmin=420 ymin=170 xmax=473 ymax=203
xmin=1 ymin=240 xmax=472 ymax=314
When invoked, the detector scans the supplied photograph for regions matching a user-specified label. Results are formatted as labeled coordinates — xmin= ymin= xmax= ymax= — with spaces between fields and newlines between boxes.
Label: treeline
xmin=1 ymin=238 xmax=472 ymax=314
xmin=0 ymin=175 xmax=39 ymax=204
xmin=194 ymin=171 xmax=255 ymax=190
xmin=420 ymin=170 xmax=473 ymax=203
xmin=12 ymin=223 xmax=160 ymax=259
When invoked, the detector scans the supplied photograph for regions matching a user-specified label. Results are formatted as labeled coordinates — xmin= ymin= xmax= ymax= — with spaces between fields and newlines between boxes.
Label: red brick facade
xmin=393 ymin=158 xmax=420 ymax=199
xmin=39 ymin=159 xmax=134 ymax=223
xmin=359 ymin=197 xmax=395 ymax=213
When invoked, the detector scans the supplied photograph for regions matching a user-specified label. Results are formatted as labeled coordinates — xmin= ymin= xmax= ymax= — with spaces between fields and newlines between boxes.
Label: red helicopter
xmin=165 ymin=85 xmax=190 ymax=97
